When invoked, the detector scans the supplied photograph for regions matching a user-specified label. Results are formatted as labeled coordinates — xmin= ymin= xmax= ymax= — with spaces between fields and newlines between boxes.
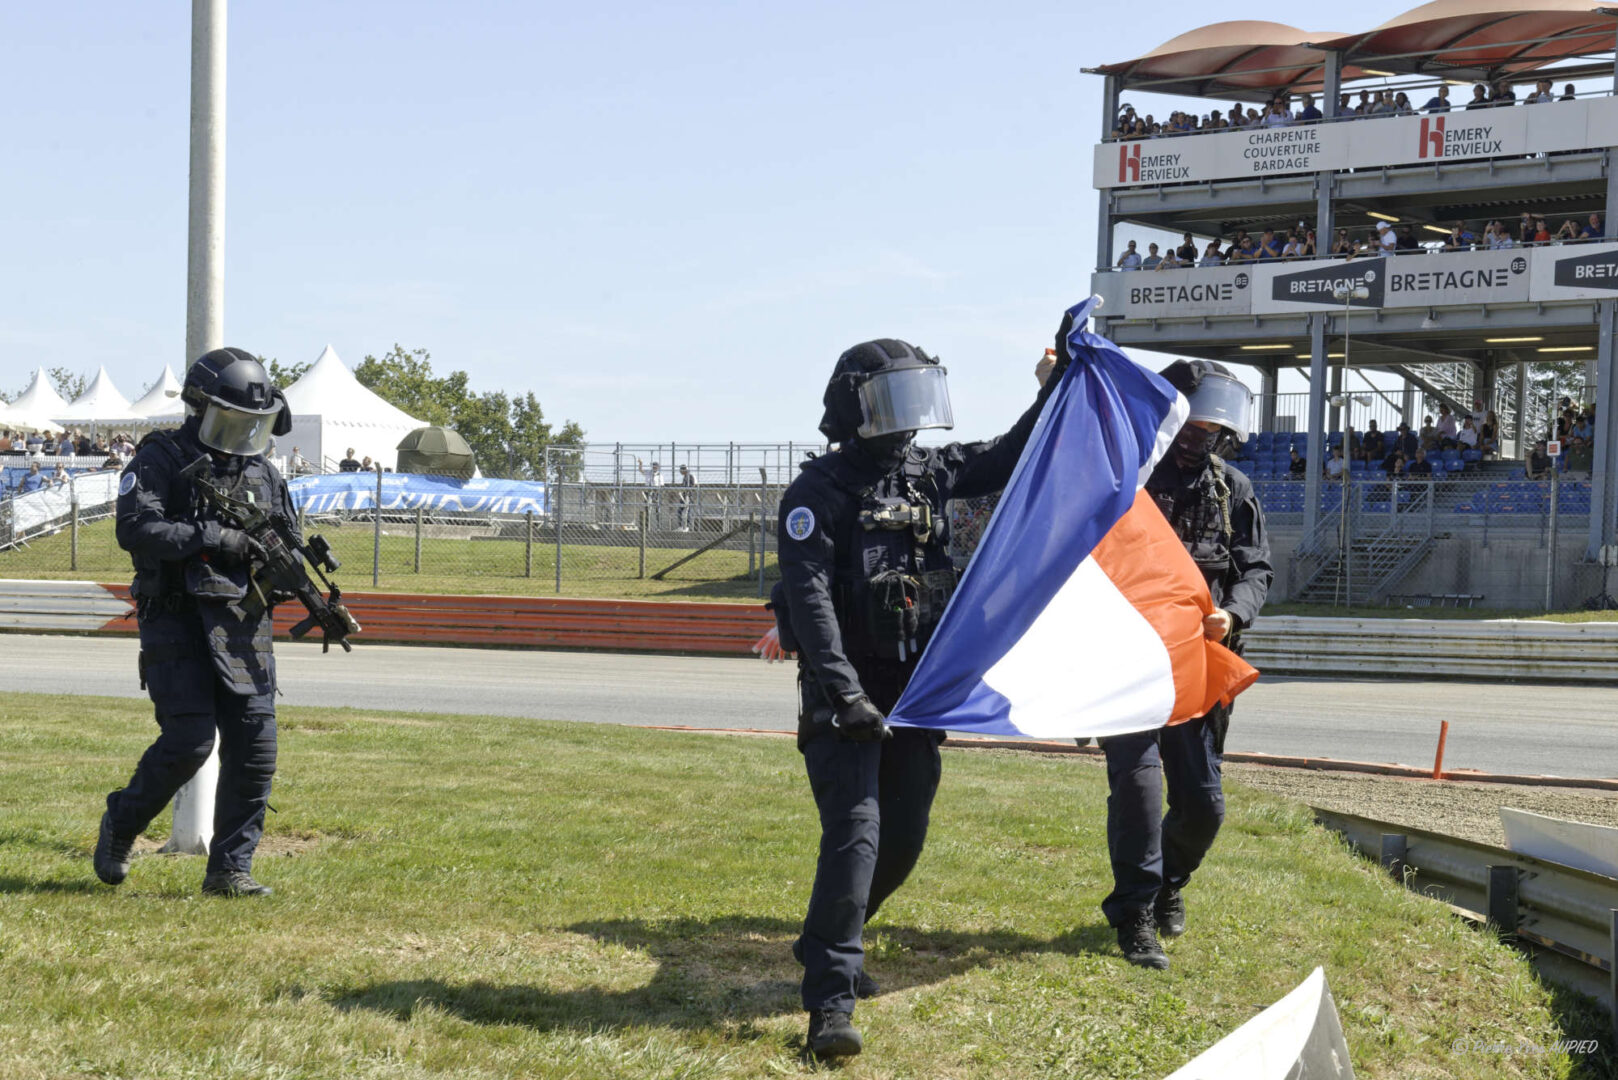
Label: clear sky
xmin=3 ymin=1 xmax=1415 ymax=445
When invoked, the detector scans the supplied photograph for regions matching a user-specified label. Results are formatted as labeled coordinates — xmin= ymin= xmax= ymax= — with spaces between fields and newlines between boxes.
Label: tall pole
xmin=164 ymin=0 xmax=227 ymax=858
xmin=185 ymin=0 xmax=226 ymax=366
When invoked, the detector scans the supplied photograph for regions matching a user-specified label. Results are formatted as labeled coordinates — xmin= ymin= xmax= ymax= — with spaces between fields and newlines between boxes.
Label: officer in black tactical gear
xmin=774 ymin=328 xmax=1071 ymax=1059
xmin=93 ymin=348 xmax=297 ymax=898
xmin=1099 ymin=359 xmax=1272 ymax=971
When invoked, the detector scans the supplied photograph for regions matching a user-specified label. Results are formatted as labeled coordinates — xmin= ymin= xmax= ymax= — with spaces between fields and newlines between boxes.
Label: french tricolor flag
xmin=888 ymin=298 xmax=1258 ymax=740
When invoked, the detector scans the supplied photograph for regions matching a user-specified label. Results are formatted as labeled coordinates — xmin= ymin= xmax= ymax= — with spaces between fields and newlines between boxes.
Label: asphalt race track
xmin=7 ymin=634 xmax=1614 ymax=779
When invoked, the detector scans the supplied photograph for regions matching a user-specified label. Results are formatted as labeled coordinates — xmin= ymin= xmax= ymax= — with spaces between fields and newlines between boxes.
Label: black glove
xmin=214 ymin=527 xmax=262 ymax=567
xmin=833 ymin=694 xmax=892 ymax=743
xmin=1046 ymin=310 xmax=1075 ymax=389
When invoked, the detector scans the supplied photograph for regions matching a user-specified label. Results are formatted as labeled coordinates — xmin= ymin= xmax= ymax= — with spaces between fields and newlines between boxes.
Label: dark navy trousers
xmin=1099 ymin=714 xmax=1225 ymax=927
xmin=105 ymin=613 xmax=277 ymax=874
xmin=798 ymin=726 xmax=941 ymax=1012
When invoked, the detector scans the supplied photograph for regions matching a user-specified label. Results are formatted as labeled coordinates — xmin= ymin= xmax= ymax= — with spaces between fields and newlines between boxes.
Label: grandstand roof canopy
xmin=1094 ymin=2 xmax=1618 ymax=99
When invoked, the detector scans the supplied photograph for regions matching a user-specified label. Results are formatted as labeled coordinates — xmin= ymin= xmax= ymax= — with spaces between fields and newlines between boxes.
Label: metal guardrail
xmin=1244 ymin=616 xmax=1618 ymax=684
xmin=1312 ymin=805 xmax=1617 ymax=1031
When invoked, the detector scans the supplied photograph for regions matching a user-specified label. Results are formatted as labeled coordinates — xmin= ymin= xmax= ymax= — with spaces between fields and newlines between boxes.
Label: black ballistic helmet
xmin=182 ymin=347 xmax=293 ymax=456
xmin=819 ymin=339 xmax=954 ymax=444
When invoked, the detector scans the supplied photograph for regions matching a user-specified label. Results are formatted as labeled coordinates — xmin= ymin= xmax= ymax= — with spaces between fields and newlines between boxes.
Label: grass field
xmin=0 ymin=692 xmax=1608 ymax=1079
xmin=0 ymin=517 xmax=778 ymax=603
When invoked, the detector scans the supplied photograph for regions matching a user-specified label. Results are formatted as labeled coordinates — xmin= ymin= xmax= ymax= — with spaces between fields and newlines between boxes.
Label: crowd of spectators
xmin=0 ymin=428 xmax=136 ymax=499
xmin=1110 ymin=79 xmax=1581 ymax=140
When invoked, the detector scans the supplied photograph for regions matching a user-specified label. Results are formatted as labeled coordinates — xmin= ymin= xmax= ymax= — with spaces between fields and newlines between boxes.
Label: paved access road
xmin=6 ymin=635 xmax=1614 ymax=779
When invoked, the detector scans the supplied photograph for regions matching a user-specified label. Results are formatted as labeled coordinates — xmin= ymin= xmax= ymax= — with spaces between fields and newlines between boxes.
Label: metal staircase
xmin=1293 ymin=530 xmax=1438 ymax=605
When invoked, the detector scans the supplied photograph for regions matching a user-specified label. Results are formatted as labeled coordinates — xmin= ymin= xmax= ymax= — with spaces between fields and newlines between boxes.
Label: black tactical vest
xmin=1154 ymin=456 xmax=1235 ymax=600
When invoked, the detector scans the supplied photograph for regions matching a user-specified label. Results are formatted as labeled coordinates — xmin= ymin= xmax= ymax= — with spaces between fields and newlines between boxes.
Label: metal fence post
xmin=1545 ymin=468 xmax=1560 ymax=610
xmin=414 ymin=505 xmax=423 ymax=573
xmin=525 ymin=509 xmax=534 ymax=578
xmin=372 ymin=463 xmax=382 ymax=586
xmin=554 ymin=482 xmax=563 ymax=595
xmin=69 ymin=488 xmax=79 ymax=572
xmin=748 ymin=509 xmax=757 ymax=575
xmin=757 ymin=508 xmax=766 ymax=597
xmin=638 ymin=507 xmax=648 ymax=578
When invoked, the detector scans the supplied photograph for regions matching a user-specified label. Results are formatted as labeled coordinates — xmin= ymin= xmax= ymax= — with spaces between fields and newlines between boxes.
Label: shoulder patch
xmin=785 ymin=506 xmax=816 ymax=541
xmin=118 ymin=471 xmax=137 ymax=496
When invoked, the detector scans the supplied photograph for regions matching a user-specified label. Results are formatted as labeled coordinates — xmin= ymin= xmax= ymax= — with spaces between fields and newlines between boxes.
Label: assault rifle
xmin=182 ymin=456 xmax=361 ymax=652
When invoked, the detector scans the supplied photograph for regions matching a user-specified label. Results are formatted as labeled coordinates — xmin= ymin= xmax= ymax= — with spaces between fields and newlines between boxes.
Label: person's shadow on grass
xmin=327 ymin=913 xmax=1115 ymax=1038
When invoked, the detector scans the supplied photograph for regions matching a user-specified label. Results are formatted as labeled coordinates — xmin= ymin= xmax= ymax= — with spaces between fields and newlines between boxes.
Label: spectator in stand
xmin=1466 ymin=84 xmax=1491 ymax=110
xmin=1336 ymin=92 xmax=1352 ymax=117
xmin=1361 ymin=420 xmax=1386 ymax=462
xmin=1562 ymin=84 xmax=1578 ymax=102
xmin=1572 ymin=411 xmax=1594 ymax=447
xmin=1445 ymin=220 xmax=1477 ymax=251
xmin=1419 ymin=414 xmax=1440 ymax=451
xmin=1331 ymin=228 xmax=1355 ymax=257
xmin=1301 ymin=229 xmax=1318 ymax=257
xmin=1480 ymin=411 xmax=1500 ymax=458
xmin=1262 ymin=100 xmax=1291 ymax=127
xmin=1228 ymin=105 xmax=1245 ymax=127
xmin=17 ymin=462 xmax=45 ymax=494
xmin=1491 ymin=81 xmax=1517 ymax=107
xmin=1525 ymin=79 xmax=1555 ymax=105
xmin=1393 ymin=92 xmax=1415 ymax=116
xmin=75 ymin=431 xmax=91 ymax=456
xmin=676 ymin=464 xmax=697 ymax=530
xmin=1456 ymin=416 xmax=1480 ymax=450
xmin=1141 ymin=243 xmax=1163 ymax=270
xmin=1259 ymin=229 xmax=1284 ymax=259
xmin=50 ymin=465 xmax=70 ymax=489
xmin=1281 ymin=231 xmax=1306 ymax=259
xmin=25 ymin=431 xmax=43 ymax=453
xmin=1176 ymin=233 xmax=1198 ymax=263
xmin=1242 ymin=107 xmax=1261 ymax=127
xmin=359 ymin=455 xmax=374 ymax=472
xmin=1325 ymin=447 xmax=1346 ymax=479
xmin=1353 ymin=89 xmax=1373 ymax=116
xmin=1525 ymin=441 xmax=1551 ymax=479
xmin=1423 ymin=85 xmax=1451 ymax=113
xmin=1375 ymin=221 xmax=1397 ymax=255
xmin=1582 ymin=213 xmax=1604 ymax=241
xmin=1518 ymin=212 xmax=1536 ymax=244
xmin=1289 ymin=448 xmax=1308 ymax=476
xmin=1297 ymin=93 xmax=1322 ymax=122
xmin=1199 ymin=241 xmax=1225 ymax=267
xmin=1408 ymin=448 xmax=1434 ymax=476
xmin=1397 ymin=225 xmax=1420 ymax=252
xmin=338 ymin=448 xmax=361 ymax=472
xmin=1467 ymin=397 xmax=1487 ymax=428
xmin=1533 ymin=217 xmax=1551 ymax=244
xmin=1227 ymin=236 xmax=1257 ymax=262
xmin=1116 ymin=240 xmax=1142 ymax=270
xmin=288 ymin=446 xmax=309 ymax=475
xmin=1155 ymin=249 xmax=1182 ymax=271
xmin=1437 ymin=404 xmax=1459 ymax=447
xmin=1486 ymin=220 xmax=1515 ymax=249
xmin=1392 ymin=421 xmax=1418 ymax=457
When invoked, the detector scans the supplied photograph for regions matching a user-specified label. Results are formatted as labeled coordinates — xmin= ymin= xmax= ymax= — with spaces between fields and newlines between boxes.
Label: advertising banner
xmin=1527 ymin=241 xmax=1618 ymax=300
xmin=1094 ymin=96 xmax=1618 ymax=190
xmin=1248 ymin=259 xmax=1385 ymax=314
xmin=1090 ymin=264 xmax=1252 ymax=319
xmin=288 ymin=472 xmax=548 ymax=515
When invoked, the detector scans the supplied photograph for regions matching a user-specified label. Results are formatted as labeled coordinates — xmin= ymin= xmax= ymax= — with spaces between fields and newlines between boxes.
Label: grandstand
xmin=1086 ymin=1 xmax=1618 ymax=606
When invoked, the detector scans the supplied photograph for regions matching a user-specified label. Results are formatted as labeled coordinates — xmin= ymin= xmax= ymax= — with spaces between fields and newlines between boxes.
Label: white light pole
xmin=163 ymin=0 xmax=227 ymax=857
xmin=1331 ymin=283 xmax=1371 ymax=606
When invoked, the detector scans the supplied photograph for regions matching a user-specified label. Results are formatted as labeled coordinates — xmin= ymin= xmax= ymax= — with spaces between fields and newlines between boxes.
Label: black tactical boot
xmin=202 ymin=870 xmax=273 ymax=897
xmin=1117 ymin=906 xmax=1169 ymax=970
xmin=93 ymin=812 xmax=136 ymax=886
xmin=806 ymin=1009 xmax=863 ymax=1058
xmin=1155 ymin=889 xmax=1187 ymax=938
xmin=792 ymin=937 xmax=880 ymax=998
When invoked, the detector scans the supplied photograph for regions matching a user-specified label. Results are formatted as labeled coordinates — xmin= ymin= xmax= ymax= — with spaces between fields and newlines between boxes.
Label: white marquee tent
xmin=129 ymin=364 xmax=186 ymax=420
xmin=58 ymin=366 xmax=144 ymax=424
xmin=281 ymin=345 xmax=426 ymax=470
xmin=9 ymin=368 xmax=71 ymax=419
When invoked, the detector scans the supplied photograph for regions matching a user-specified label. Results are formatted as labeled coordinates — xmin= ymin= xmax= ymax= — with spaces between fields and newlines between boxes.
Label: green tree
xmin=263 ymin=357 xmax=311 ymax=388
xmin=352 ymin=345 xmax=584 ymax=480
xmin=48 ymin=368 xmax=88 ymax=402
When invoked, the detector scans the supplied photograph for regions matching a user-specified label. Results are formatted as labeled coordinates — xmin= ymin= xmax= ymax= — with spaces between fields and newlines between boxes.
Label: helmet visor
xmin=197 ymin=400 xmax=278 ymax=456
xmin=856 ymin=366 xmax=954 ymax=439
xmin=1182 ymin=372 xmax=1253 ymax=443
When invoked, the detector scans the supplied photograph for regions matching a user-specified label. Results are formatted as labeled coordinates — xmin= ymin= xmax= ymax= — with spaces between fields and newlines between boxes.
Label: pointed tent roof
xmin=9 ymin=368 xmax=71 ymax=417
xmin=58 ymin=366 xmax=142 ymax=422
xmin=281 ymin=345 xmax=425 ymax=428
xmin=130 ymin=364 xmax=186 ymax=418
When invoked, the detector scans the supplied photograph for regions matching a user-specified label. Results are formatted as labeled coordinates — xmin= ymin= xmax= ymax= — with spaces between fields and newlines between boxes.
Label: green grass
xmin=0 ymin=517 xmax=776 ymax=603
xmin=0 ymin=692 xmax=1607 ymax=1079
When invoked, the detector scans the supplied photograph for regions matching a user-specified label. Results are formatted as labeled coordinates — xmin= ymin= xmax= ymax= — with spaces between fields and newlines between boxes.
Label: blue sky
xmin=3 ymin=1 xmax=1415 ymax=444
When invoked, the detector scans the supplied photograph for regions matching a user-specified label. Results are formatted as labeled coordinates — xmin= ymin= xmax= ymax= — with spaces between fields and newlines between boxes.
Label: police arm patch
xmin=785 ymin=506 xmax=816 ymax=541
xmin=118 ymin=471 xmax=137 ymax=496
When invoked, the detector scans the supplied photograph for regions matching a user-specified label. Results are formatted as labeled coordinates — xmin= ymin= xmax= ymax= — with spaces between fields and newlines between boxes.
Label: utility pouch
xmin=767 ymin=580 xmax=799 ymax=653
xmin=865 ymin=569 xmax=922 ymax=662
xmin=184 ymin=560 xmax=248 ymax=603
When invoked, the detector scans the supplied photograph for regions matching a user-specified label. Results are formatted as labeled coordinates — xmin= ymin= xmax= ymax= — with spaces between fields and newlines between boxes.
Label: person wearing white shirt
xmin=1375 ymin=221 xmax=1397 ymax=256
xmin=1456 ymin=419 xmax=1479 ymax=449
xmin=1116 ymin=241 xmax=1142 ymax=271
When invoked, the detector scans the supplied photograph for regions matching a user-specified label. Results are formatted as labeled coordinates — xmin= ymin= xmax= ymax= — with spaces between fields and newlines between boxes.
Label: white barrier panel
xmin=1501 ymin=808 xmax=1618 ymax=880
xmin=1094 ymin=96 xmax=1618 ymax=190
xmin=1164 ymin=967 xmax=1355 ymax=1080
xmin=1526 ymin=241 xmax=1618 ymax=300
xmin=1091 ymin=264 xmax=1254 ymax=319
xmin=7 ymin=472 xmax=119 ymax=534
